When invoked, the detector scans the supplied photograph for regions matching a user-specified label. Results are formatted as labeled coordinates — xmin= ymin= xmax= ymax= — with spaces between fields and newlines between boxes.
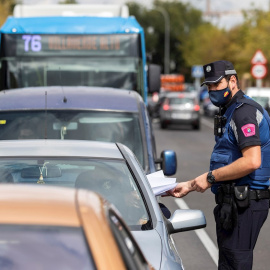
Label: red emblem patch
xmin=241 ymin=124 xmax=255 ymax=137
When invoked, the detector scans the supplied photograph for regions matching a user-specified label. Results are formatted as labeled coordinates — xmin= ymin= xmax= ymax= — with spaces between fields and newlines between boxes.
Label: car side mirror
xmin=167 ymin=209 xmax=206 ymax=234
xmin=148 ymin=64 xmax=161 ymax=94
xmin=155 ymin=150 xmax=177 ymax=176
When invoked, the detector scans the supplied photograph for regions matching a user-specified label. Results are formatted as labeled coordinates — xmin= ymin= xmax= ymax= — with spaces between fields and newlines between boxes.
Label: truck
xmin=0 ymin=4 xmax=160 ymax=103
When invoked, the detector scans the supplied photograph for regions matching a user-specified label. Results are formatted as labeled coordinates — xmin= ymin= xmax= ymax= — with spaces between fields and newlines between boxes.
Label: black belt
xmin=249 ymin=189 xmax=270 ymax=200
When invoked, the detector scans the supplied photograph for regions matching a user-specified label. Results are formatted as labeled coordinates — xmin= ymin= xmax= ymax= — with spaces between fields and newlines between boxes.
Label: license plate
xmin=171 ymin=113 xmax=191 ymax=119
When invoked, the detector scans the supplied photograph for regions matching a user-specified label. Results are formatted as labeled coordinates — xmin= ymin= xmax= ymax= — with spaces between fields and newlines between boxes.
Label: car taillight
xmin=163 ymin=104 xmax=170 ymax=111
xmin=194 ymin=104 xmax=200 ymax=111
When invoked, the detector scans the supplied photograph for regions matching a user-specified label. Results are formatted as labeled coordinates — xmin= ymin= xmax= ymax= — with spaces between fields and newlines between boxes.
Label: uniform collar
xmin=220 ymin=90 xmax=244 ymax=115
xmin=225 ymin=90 xmax=244 ymax=109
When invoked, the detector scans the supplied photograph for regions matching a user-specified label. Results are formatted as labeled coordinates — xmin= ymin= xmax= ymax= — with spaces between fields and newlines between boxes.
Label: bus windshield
xmin=5 ymin=56 xmax=141 ymax=90
xmin=0 ymin=34 xmax=143 ymax=94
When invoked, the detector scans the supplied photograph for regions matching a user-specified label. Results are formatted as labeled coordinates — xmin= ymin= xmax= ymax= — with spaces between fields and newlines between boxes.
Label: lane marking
xmin=174 ymin=198 xmax=218 ymax=267
xmin=152 ymin=118 xmax=160 ymax=124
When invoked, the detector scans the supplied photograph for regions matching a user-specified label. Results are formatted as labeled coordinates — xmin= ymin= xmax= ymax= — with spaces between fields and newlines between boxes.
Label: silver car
xmin=0 ymin=140 xmax=206 ymax=270
xmin=159 ymin=92 xmax=201 ymax=130
xmin=0 ymin=86 xmax=176 ymax=176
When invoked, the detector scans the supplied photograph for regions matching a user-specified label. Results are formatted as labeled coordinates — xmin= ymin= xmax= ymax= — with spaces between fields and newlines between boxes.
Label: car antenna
xmin=59 ymin=67 xmax=67 ymax=103
xmin=45 ymin=91 xmax=48 ymax=139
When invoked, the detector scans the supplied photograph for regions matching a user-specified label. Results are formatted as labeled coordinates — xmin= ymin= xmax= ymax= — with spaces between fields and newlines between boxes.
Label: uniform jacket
xmin=210 ymin=94 xmax=270 ymax=194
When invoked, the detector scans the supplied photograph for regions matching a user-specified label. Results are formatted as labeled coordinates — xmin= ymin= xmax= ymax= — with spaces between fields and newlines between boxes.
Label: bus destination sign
xmin=1 ymin=34 xmax=138 ymax=57
xmin=22 ymin=35 xmax=121 ymax=52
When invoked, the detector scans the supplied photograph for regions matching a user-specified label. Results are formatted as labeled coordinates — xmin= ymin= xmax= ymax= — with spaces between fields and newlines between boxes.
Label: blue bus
xmin=0 ymin=6 xmax=160 ymax=102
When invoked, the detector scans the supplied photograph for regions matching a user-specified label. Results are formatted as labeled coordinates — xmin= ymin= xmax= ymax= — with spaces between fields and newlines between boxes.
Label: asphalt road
xmin=153 ymin=116 xmax=270 ymax=270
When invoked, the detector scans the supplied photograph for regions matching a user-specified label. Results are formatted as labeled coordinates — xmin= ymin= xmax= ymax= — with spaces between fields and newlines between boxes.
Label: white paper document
xmin=146 ymin=170 xmax=177 ymax=196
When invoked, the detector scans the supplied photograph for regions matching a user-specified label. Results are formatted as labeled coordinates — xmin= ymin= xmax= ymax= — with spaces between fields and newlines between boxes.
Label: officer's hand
xmin=191 ymin=172 xmax=211 ymax=193
xmin=167 ymin=180 xmax=195 ymax=198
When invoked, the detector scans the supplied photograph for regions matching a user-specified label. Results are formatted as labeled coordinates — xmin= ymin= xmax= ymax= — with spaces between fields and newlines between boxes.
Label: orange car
xmin=0 ymin=184 xmax=154 ymax=270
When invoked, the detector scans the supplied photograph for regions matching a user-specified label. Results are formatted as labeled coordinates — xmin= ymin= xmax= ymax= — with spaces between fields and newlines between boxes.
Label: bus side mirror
xmin=148 ymin=64 xmax=161 ymax=94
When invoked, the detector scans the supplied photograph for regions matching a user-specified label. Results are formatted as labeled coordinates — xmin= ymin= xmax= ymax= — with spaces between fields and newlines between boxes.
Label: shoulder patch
xmin=241 ymin=123 xmax=256 ymax=137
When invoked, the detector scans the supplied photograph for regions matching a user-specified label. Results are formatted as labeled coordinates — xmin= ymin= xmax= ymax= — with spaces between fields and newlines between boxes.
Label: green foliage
xmin=127 ymin=0 xmax=205 ymax=77
xmin=223 ymin=10 xmax=270 ymax=81
xmin=59 ymin=0 xmax=77 ymax=3
xmin=0 ymin=0 xmax=15 ymax=26
xmin=181 ymin=24 xmax=229 ymax=67
xmin=128 ymin=1 xmax=270 ymax=84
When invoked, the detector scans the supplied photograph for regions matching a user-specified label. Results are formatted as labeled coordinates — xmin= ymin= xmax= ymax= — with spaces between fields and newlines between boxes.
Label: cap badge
xmin=206 ymin=66 xmax=211 ymax=72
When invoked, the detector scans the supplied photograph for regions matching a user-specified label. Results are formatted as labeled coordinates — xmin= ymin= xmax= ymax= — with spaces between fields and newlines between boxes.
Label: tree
xmin=182 ymin=8 xmax=270 ymax=84
xmin=59 ymin=0 xmax=77 ymax=4
xmin=127 ymin=0 xmax=205 ymax=79
xmin=181 ymin=23 xmax=230 ymax=67
xmin=127 ymin=1 xmax=270 ymax=85
xmin=223 ymin=9 xmax=270 ymax=83
xmin=0 ymin=0 xmax=15 ymax=27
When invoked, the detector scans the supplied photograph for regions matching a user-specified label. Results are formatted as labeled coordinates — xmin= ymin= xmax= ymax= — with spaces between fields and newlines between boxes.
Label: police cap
xmin=201 ymin=60 xmax=237 ymax=86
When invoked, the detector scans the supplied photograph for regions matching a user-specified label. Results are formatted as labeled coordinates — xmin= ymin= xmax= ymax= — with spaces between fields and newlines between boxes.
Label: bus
xmin=0 ymin=4 xmax=160 ymax=102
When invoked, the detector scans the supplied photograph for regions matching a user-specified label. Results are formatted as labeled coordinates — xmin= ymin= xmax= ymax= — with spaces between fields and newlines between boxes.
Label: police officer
xmin=169 ymin=60 xmax=270 ymax=269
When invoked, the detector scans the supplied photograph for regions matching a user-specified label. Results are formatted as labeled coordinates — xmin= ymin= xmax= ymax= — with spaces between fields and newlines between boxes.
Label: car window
xmin=0 ymin=225 xmax=94 ymax=270
xmin=169 ymin=97 xmax=194 ymax=105
xmin=184 ymin=84 xmax=196 ymax=92
xmin=0 ymin=158 xmax=150 ymax=230
xmin=0 ymin=110 xmax=144 ymax=168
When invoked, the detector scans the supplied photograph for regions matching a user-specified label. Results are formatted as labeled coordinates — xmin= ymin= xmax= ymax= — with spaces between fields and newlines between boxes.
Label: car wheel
xmin=160 ymin=122 xmax=167 ymax=129
xmin=193 ymin=122 xmax=200 ymax=130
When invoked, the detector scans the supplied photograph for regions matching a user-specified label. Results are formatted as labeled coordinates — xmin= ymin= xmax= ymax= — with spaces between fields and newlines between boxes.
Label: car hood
xmin=132 ymin=229 xmax=162 ymax=270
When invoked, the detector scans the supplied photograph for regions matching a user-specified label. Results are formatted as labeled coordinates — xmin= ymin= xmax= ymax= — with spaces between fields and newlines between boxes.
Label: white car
xmin=245 ymin=87 xmax=270 ymax=114
xmin=0 ymin=139 xmax=206 ymax=270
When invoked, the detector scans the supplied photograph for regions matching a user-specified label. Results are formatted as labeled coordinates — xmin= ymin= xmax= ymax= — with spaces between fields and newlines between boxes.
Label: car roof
xmin=0 ymin=139 xmax=123 ymax=159
xmin=0 ymin=86 xmax=141 ymax=112
xmin=246 ymin=87 xmax=270 ymax=97
xmin=165 ymin=91 xmax=197 ymax=99
xmin=0 ymin=184 xmax=95 ymax=226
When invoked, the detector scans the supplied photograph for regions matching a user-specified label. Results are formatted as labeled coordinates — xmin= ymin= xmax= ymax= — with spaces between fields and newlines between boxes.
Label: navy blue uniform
xmin=211 ymin=90 xmax=269 ymax=270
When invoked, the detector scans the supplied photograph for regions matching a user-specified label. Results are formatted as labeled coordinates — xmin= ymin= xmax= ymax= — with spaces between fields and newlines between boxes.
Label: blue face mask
xmin=209 ymin=85 xmax=232 ymax=107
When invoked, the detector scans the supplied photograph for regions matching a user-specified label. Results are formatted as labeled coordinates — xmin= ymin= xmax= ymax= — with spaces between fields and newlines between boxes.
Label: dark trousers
xmin=214 ymin=199 xmax=269 ymax=270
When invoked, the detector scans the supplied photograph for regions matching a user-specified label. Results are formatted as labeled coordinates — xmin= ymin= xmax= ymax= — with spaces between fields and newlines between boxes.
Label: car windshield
xmin=0 ymin=110 xmax=144 ymax=169
xmin=0 ymin=158 xmax=150 ymax=230
xmin=0 ymin=225 xmax=94 ymax=270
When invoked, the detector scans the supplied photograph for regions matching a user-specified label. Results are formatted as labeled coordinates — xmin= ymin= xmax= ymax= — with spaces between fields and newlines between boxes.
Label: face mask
xmin=209 ymin=85 xmax=232 ymax=107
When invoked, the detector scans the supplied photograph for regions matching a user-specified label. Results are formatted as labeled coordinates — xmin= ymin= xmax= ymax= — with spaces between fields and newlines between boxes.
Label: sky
xmin=20 ymin=0 xmax=270 ymax=29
